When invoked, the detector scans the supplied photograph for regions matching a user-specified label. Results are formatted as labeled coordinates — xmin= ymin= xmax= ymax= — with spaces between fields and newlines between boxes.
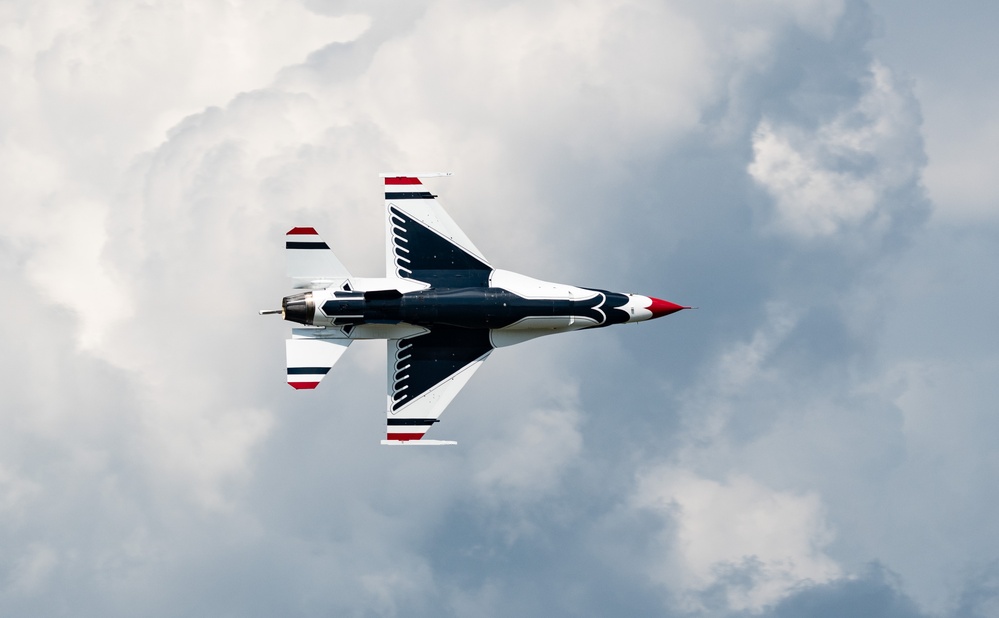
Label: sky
xmin=1 ymin=0 xmax=998 ymax=616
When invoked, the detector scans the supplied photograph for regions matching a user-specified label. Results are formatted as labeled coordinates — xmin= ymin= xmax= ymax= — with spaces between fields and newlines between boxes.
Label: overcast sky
xmin=2 ymin=1 xmax=998 ymax=616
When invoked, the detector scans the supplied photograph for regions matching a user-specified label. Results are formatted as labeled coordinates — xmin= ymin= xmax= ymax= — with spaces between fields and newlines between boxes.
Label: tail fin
xmin=286 ymin=227 xmax=352 ymax=290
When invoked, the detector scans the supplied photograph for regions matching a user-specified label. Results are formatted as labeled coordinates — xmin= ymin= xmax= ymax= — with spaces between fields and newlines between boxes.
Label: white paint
xmin=489 ymin=269 xmax=597 ymax=301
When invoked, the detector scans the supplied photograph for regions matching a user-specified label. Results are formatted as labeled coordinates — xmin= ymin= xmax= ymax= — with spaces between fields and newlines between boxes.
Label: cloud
xmin=632 ymin=468 xmax=840 ymax=613
xmin=7 ymin=544 xmax=59 ymax=595
xmin=0 ymin=0 xmax=368 ymax=352
xmin=472 ymin=403 xmax=583 ymax=502
xmin=955 ymin=561 xmax=999 ymax=618
xmin=867 ymin=2 xmax=999 ymax=223
xmin=2 ymin=0 xmax=998 ymax=616
xmin=764 ymin=563 xmax=929 ymax=618
xmin=748 ymin=62 xmax=925 ymax=242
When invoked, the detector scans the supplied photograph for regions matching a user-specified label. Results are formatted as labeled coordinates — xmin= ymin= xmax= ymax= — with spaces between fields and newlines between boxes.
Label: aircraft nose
xmin=647 ymin=296 xmax=686 ymax=318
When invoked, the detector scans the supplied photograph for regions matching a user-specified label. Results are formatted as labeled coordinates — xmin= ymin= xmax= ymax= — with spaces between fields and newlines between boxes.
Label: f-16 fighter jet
xmin=261 ymin=174 xmax=688 ymax=445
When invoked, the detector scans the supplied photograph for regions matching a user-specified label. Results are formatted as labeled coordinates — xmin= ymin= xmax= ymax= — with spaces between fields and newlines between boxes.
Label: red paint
xmin=384 ymin=177 xmax=422 ymax=185
xmin=289 ymin=381 xmax=320 ymax=389
xmin=647 ymin=297 xmax=686 ymax=318
xmin=386 ymin=433 xmax=424 ymax=441
xmin=287 ymin=227 xmax=319 ymax=235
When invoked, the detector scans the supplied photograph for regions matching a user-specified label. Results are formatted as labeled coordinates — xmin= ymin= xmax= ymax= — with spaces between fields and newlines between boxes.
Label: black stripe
xmin=286 ymin=241 xmax=330 ymax=249
xmin=364 ymin=289 xmax=403 ymax=301
xmin=385 ymin=192 xmax=435 ymax=200
xmin=392 ymin=326 xmax=492 ymax=411
xmin=287 ymin=367 xmax=332 ymax=375
xmin=386 ymin=418 xmax=439 ymax=425
xmin=389 ymin=206 xmax=492 ymax=287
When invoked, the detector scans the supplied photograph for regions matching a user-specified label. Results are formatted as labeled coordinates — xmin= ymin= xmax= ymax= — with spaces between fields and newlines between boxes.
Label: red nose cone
xmin=647 ymin=297 xmax=686 ymax=318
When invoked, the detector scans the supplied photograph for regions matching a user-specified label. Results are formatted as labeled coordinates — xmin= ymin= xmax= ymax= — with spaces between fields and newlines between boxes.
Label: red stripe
xmin=289 ymin=381 xmax=320 ymax=390
xmin=287 ymin=227 xmax=319 ymax=235
xmin=386 ymin=433 xmax=423 ymax=441
xmin=384 ymin=177 xmax=422 ymax=185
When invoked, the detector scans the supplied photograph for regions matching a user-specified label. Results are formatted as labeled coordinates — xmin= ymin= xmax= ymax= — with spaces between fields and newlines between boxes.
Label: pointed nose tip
xmin=647 ymin=297 xmax=687 ymax=318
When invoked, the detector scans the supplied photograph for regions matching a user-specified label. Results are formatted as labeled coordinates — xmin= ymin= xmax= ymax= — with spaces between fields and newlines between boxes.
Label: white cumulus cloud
xmin=748 ymin=63 xmax=924 ymax=241
xmin=633 ymin=468 xmax=840 ymax=613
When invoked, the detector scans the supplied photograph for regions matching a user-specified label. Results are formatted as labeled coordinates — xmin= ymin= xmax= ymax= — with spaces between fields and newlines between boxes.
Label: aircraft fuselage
xmin=284 ymin=286 xmax=642 ymax=330
xmin=281 ymin=269 xmax=684 ymax=334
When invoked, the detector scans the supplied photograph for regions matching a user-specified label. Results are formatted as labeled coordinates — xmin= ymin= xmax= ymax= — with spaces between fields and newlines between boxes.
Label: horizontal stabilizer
xmin=287 ymin=227 xmax=351 ymax=287
xmin=379 ymin=172 xmax=452 ymax=179
xmin=286 ymin=338 xmax=351 ymax=389
xmin=380 ymin=439 xmax=457 ymax=446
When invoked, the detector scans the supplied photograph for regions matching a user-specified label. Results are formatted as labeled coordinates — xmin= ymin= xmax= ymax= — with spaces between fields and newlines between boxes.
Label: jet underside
xmin=284 ymin=286 xmax=633 ymax=330
xmin=265 ymin=173 xmax=687 ymax=445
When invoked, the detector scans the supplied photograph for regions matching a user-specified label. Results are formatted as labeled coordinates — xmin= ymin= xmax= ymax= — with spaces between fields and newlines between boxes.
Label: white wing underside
xmin=383 ymin=174 xmax=489 ymax=281
xmin=387 ymin=340 xmax=490 ymax=417
xmin=383 ymin=334 xmax=492 ymax=444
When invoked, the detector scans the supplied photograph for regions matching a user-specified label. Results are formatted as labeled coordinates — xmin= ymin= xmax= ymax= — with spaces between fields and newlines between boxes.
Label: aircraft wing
xmin=383 ymin=326 xmax=492 ymax=445
xmin=383 ymin=174 xmax=493 ymax=287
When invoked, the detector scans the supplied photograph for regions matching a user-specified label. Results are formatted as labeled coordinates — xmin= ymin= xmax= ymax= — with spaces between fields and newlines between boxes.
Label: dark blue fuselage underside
xmin=321 ymin=287 xmax=631 ymax=329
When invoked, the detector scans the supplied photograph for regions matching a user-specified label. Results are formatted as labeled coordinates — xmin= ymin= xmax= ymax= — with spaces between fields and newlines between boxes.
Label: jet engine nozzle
xmin=282 ymin=292 xmax=315 ymax=325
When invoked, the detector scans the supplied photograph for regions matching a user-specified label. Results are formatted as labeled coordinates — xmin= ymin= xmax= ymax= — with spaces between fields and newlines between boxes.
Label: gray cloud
xmin=1 ymin=0 xmax=998 ymax=616
xmin=762 ymin=563 xmax=929 ymax=618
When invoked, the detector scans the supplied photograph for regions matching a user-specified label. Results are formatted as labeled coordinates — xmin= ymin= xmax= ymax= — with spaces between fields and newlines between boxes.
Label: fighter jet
xmin=261 ymin=173 xmax=688 ymax=445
